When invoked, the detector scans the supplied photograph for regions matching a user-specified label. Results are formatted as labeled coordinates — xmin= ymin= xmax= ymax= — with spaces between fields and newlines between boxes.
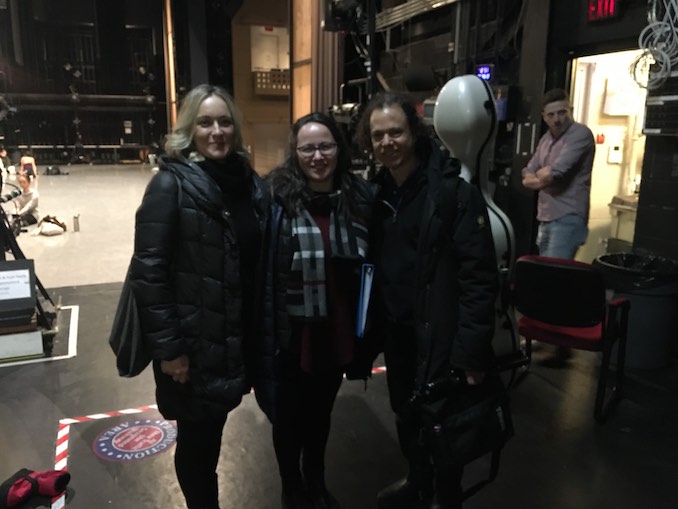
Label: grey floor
xmin=0 ymin=164 xmax=677 ymax=509
xmin=3 ymin=164 xmax=152 ymax=288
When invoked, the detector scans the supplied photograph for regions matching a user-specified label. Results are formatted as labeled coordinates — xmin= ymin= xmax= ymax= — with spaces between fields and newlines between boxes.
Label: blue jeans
xmin=537 ymin=214 xmax=588 ymax=259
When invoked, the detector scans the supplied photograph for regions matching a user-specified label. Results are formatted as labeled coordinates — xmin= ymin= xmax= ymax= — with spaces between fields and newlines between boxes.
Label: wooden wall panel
xmin=292 ymin=64 xmax=312 ymax=120
xmin=232 ymin=3 xmax=290 ymax=174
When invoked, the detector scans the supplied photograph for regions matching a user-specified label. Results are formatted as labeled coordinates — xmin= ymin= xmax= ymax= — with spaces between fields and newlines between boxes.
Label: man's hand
xmin=161 ymin=355 xmax=190 ymax=384
xmin=465 ymin=370 xmax=486 ymax=385
xmin=535 ymin=165 xmax=554 ymax=185
xmin=522 ymin=165 xmax=554 ymax=190
xmin=521 ymin=171 xmax=541 ymax=190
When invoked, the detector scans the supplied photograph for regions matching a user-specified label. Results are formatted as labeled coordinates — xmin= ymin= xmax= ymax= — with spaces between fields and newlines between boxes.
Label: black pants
xmin=384 ymin=322 xmax=463 ymax=508
xmin=174 ymin=415 xmax=228 ymax=509
xmin=272 ymin=350 xmax=344 ymax=494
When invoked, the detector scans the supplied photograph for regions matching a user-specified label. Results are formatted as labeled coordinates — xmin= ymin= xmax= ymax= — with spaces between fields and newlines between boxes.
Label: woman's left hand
xmin=161 ymin=355 xmax=190 ymax=384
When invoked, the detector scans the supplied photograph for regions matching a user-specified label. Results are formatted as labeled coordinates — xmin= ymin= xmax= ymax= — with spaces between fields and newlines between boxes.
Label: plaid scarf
xmin=287 ymin=197 xmax=368 ymax=320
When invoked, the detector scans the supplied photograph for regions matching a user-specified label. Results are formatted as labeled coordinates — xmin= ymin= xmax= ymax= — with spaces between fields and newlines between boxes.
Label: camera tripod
xmin=0 ymin=201 xmax=58 ymax=354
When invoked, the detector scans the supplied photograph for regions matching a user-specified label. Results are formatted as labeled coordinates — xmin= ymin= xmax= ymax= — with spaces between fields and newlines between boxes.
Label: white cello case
xmin=433 ymin=74 xmax=523 ymax=383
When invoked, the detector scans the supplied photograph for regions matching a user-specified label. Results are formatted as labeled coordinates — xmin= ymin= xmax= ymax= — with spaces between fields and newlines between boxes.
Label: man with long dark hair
xmin=355 ymin=92 xmax=498 ymax=509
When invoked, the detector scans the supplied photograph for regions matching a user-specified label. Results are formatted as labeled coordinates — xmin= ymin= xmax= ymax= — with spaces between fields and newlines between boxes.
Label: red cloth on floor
xmin=0 ymin=469 xmax=70 ymax=508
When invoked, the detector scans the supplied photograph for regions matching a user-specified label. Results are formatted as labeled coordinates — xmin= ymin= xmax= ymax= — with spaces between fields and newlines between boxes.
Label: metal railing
xmin=375 ymin=0 xmax=460 ymax=32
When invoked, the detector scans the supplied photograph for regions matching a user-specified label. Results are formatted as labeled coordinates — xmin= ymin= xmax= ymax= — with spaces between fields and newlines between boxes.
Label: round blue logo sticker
xmin=93 ymin=419 xmax=177 ymax=462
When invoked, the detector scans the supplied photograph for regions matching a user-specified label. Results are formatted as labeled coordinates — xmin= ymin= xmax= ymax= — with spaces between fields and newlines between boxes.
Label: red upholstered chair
xmin=512 ymin=255 xmax=630 ymax=423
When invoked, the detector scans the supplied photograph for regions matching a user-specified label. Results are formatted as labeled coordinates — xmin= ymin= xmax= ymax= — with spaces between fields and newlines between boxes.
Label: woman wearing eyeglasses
xmin=256 ymin=112 xmax=379 ymax=509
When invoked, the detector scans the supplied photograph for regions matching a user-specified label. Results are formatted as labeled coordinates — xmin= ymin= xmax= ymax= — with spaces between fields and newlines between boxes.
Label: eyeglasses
xmin=296 ymin=142 xmax=338 ymax=157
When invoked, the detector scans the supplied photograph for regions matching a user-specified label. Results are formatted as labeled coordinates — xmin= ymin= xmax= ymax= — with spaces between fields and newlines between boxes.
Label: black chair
xmin=512 ymin=255 xmax=630 ymax=423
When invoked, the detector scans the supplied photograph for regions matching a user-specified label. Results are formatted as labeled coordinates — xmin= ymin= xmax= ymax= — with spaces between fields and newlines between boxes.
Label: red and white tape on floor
xmin=50 ymin=367 xmax=388 ymax=507
xmin=51 ymin=404 xmax=159 ymax=508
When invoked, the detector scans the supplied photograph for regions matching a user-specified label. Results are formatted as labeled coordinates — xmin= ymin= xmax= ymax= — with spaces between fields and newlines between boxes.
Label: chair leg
xmin=595 ymin=341 xmax=624 ymax=424
xmin=514 ymin=337 xmax=532 ymax=385
xmin=594 ymin=346 xmax=611 ymax=423
xmin=615 ymin=328 xmax=627 ymax=396
xmin=525 ymin=338 xmax=532 ymax=364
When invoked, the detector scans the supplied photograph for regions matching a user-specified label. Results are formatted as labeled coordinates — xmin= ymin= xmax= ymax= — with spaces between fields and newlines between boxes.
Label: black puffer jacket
xmin=130 ymin=155 xmax=269 ymax=421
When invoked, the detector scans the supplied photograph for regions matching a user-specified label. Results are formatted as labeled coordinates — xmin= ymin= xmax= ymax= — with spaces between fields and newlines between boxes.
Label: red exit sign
xmin=588 ymin=0 xmax=620 ymax=22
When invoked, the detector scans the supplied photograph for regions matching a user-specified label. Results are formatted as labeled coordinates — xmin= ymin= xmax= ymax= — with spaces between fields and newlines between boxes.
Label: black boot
xmin=282 ymin=489 xmax=313 ymax=509
xmin=307 ymin=485 xmax=341 ymax=509
xmin=282 ymin=480 xmax=313 ymax=509
xmin=303 ymin=462 xmax=341 ymax=509
xmin=427 ymin=465 xmax=463 ymax=509
xmin=301 ymin=436 xmax=341 ymax=509
xmin=379 ymin=415 xmax=434 ymax=509
xmin=377 ymin=476 xmax=432 ymax=509
xmin=429 ymin=491 xmax=462 ymax=509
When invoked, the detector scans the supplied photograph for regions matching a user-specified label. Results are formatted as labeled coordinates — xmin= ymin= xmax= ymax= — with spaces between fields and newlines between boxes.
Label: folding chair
xmin=512 ymin=255 xmax=630 ymax=423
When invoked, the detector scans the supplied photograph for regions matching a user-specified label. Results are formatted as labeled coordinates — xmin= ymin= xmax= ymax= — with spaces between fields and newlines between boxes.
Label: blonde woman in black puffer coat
xmin=130 ymin=84 xmax=269 ymax=509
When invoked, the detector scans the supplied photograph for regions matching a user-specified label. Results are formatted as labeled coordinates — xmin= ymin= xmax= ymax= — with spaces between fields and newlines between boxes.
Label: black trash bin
xmin=594 ymin=253 xmax=678 ymax=369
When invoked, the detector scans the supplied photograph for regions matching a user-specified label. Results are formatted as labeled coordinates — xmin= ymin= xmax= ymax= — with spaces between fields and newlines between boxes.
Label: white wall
xmin=250 ymin=26 xmax=290 ymax=70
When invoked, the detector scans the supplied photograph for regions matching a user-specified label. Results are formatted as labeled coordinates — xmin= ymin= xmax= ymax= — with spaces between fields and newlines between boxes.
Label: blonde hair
xmin=163 ymin=84 xmax=248 ymax=160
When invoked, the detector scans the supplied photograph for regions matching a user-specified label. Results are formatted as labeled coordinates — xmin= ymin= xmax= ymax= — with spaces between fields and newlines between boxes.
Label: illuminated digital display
xmin=476 ymin=65 xmax=493 ymax=81
xmin=588 ymin=0 xmax=620 ymax=22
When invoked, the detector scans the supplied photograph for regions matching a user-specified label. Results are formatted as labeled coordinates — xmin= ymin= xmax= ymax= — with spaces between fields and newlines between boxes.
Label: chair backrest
xmin=513 ymin=255 xmax=606 ymax=327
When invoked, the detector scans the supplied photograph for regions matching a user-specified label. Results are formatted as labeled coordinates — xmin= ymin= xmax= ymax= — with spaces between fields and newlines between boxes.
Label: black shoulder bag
xmin=108 ymin=269 xmax=150 ymax=377
xmin=413 ymin=372 xmax=514 ymax=500
xmin=108 ymin=172 xmax=183 ymax=377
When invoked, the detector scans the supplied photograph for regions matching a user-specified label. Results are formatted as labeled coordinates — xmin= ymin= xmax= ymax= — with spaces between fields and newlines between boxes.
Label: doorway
xmin=570 ymin=49 xmax=648 ymax=262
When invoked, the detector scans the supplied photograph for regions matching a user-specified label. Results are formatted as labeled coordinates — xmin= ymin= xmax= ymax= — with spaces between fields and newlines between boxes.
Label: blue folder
xmin=356 ymin=263 xmax=374 ymax=338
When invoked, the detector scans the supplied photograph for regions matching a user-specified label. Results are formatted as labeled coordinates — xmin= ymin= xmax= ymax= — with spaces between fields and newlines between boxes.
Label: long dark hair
xmin=267 ymin=112 xmax=358 ymax=216
xmin=354 ymin=91 xmax=432 ymax=162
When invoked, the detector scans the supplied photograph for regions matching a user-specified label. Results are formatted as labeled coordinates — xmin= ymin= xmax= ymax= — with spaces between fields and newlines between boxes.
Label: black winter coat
xmin=373 ymin=144 xmax=499 ymax=389
xmin=254 ymin=173 xmax=379 ymax=421
xmin=130 ymin=155 xmax=269 ymax=421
